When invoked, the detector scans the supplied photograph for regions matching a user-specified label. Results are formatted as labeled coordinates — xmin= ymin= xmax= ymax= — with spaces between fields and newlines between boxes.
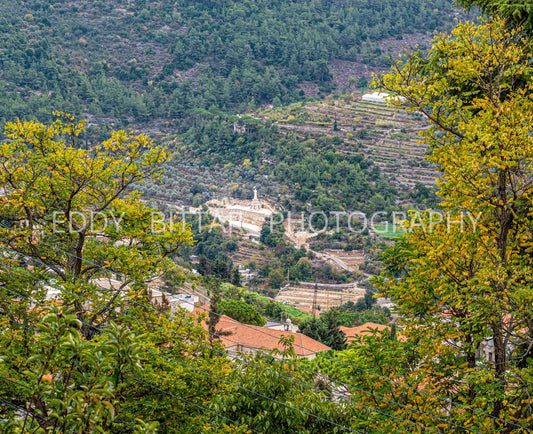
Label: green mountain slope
xmin=0 ymin=0 xmax=459 ymax=128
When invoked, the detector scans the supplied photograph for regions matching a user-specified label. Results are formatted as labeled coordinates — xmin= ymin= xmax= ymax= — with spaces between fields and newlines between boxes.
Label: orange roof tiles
xmin=195 ymin=306 xmax=330 ymax=357
xmin=340 ymin=322 xmax=390 ymax=342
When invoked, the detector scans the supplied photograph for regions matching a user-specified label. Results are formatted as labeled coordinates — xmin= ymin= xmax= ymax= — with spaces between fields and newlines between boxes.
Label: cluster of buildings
xmin=200 ymin=189 xmax=274 ymax=237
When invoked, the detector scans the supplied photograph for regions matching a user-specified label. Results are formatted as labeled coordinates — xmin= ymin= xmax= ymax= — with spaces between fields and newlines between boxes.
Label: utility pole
xmin=312 ymin=281 xmax=318 ymax=317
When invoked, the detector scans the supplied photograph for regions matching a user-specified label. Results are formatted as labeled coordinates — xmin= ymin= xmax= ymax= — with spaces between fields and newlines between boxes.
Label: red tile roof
xmin=340 ymin=322 xmax=390 ymax=342
xmin=195 ymin=306 xmax=330 ymax=357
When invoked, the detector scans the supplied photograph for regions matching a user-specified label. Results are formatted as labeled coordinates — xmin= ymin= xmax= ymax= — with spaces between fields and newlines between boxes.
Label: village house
xmin=195 ymin=306 xmax=330 ymax=359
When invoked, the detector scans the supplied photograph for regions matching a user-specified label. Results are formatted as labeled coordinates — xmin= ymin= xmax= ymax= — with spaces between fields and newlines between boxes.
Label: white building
xmin=361 ymin=91 xmax=406 ymax=104
xmin=361 ymin=91 xmax=391 ymax=103
xmin=168 ymin=293 xmax=199 ymax=312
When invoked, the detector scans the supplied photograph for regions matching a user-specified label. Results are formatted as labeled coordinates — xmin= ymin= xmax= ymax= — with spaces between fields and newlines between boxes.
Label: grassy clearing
xmin=372 ymin=223 xmax=405 ymax=239
xmin=252 ymin=293 xmax=314 ymax=323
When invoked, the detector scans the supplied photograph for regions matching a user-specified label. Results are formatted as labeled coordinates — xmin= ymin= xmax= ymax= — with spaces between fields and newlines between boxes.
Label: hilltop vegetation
xmin=0 ymin=0 xmax=458 ymax=128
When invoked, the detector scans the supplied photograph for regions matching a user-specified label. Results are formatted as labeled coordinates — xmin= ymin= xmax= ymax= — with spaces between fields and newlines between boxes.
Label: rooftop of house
xmin=340 ymin=322 xmax=390 ymax=342
xmin=195 ymin=306 xmax=330 ymax=358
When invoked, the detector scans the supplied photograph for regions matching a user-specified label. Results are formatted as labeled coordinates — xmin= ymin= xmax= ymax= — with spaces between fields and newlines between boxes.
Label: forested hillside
xmin=0 ymin=0 xmax=458 ymax=128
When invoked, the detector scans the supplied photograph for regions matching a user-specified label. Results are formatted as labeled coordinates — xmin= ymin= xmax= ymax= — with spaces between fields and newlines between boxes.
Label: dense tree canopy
xmin=299 ymin=309 xmax=347 ymax=350
xmin=0 ymin=0 xmax=459 ymax=127
xmin=0 ymin=113 xmax=192 ymax=333
xmin=219 ymin=299 xmax=266 ymax=326
xmin=0 ymin=115 xmax=231 ymax=432
xmin=374 ymin=17 xmax=533 ymax=430
xmin=458 ymin=0 xmax=533 ymax=30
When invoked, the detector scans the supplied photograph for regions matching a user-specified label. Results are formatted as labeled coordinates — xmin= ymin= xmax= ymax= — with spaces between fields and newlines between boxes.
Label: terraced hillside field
xmin=259 ymin=94 xmax=438 ymax=193
xmin=275 ymin=281 xmax=366 ymax=310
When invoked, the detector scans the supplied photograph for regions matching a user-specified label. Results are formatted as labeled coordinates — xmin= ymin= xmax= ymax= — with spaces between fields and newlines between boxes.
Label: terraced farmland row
xmin=260 ymin=96 xmax=439 ymax=192
xmin=275 ymin=282 xmax=366 ymax=310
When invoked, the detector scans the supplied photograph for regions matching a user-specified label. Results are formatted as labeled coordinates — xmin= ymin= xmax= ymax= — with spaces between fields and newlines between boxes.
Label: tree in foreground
xmin=0 ymin=114 xmax=235 ymax=432
xmin=299 ymin=309 xmax=347 ymax=351
xmin=373 ymin=17 xmax=533 ymax=431
xmin=219 ymin=299 xmax=266 ymax=326
xmin=0 ymin=112 xmax=192 ymax=333
xmin=457 ymin=0 xmax=533 ymax=30
xmin=212 ymin=336 xmax=356 ymax=433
